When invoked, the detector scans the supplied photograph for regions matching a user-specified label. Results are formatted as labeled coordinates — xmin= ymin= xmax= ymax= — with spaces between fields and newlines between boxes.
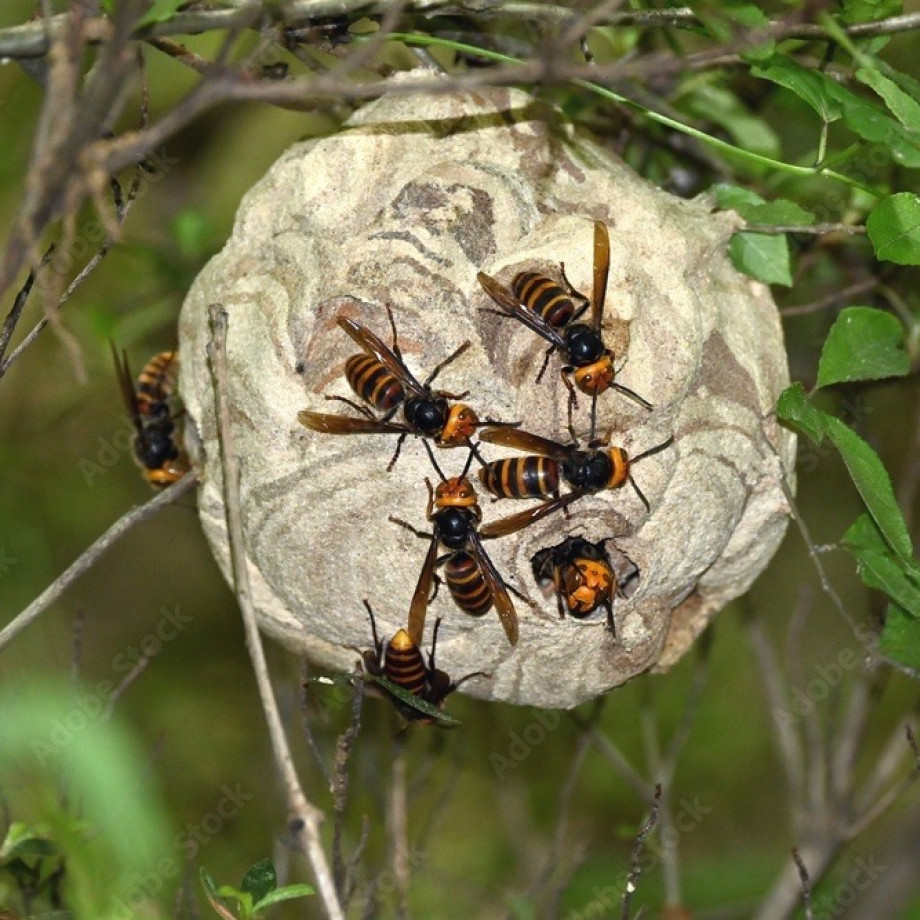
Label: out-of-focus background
xmin=2 ymin=2 xmax=920 ymax=918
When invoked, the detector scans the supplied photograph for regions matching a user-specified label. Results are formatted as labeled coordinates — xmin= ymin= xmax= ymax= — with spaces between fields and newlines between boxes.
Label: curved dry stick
xmin=206 ymin=303 xmax=343 ymax=920
xmin=0 ymin=472 xmax=196 ymax=654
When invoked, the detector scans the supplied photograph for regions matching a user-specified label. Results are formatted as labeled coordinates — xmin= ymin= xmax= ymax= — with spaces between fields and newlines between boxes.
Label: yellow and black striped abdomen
xmin=512 ymin=272 xmax=576 ymax=328
xmin=479 ymin=456 xmax=559 ymax=499
xmin=345 ymin=353 xmax=404 ymax=411
xmin=384 ymin=629 xmax=428 ymax=696
xmin=135 ymin=350 xmax=178 ymax=415
xmin=445 ymin=552 xmax=492 ymax=617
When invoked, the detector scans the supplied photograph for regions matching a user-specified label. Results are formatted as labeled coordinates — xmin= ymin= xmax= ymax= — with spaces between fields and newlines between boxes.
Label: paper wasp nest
xmin=178 ymin=80 xmax=795 ymax=709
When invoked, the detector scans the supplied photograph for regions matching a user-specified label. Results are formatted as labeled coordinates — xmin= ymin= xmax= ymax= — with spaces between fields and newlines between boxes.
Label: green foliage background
xmin=1 ymin=1 xmax=920 ymax=918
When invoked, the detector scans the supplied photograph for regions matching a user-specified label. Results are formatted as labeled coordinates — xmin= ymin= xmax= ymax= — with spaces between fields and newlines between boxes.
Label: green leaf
xmin=713 ymin=184 xmax=815 ymax=224
xmin=843 ymin=514 xmax=920 ymax=615
xmin=681 ymin=84 xmax=780 ymax=158
xmin=816 ymin=306 xmax=910 ymax=386
xmin=753 ymin=56 xmax=920 ymax=166
xmin=824 ymin=416 xmax=913 ymax=564
xmin=856 ymin=67 xmax=920 ymax=134
xmin=0 ymin=824 xmax=59 ymax=861
xmin=776 ymin=382 xmax=829 ymax=443
xmin=728 ymin=231 xmax=792 ymax=285
xmin=841 ymin=0 xmax=903 ymax=23
xmin=778 ymin=387 xmax=914 ymax=565
xmin=241 ymin=858 xmax=277 ymax=904
xmin=252 ymin=884 xmax=316 ymax=912
xmin=867 ymin=193 xmax=920 ymax=265
xmin=879 ymin=604 xmax=920 ymax=672
xmin=200 ymin=868 xmax=238 ymax=920
xmin=368 ymin=674 xmax=461 ymax=726
xmin=752 ymin=58 xmax=843 ymax=122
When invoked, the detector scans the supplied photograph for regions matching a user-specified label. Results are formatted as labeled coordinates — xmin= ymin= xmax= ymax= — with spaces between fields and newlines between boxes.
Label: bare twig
xmin=5 ymin=4 xmax=920 ymax=63
xmin=780 ymin=278 xmax=878 ymax=317
xmin=745 ymin=223 xmax=866 ymax=236
xmin=331 ymin=665 xmax=364 ymax=903
xmin=103 ymin=650 xmax=153 ymax=717
xmin=0 ymin=472 xmax=197 ymax=654
xmin=206 ymin=303 xmax=343 ymax=920
xmin=621 ymin=784 xmax=661 ymax=920
xmin=745 ymin=607 xmax=806 ymax=812
xmin=388 ymin=734 xmax=410 ymax=919
xmin=791 ymin=849 xmax=813 ymax=920
xmin=69 ymin=608 xmax=86 ymax=686
xmin=570 ymin=712 xmax=650 ymax=802
xmin=299 ymin=661 xmax=335 ymax=790
xmin=0 ymin=245 xmax=55 ymax=365
xmin=780 ymin=477 xmax=861 ymax=638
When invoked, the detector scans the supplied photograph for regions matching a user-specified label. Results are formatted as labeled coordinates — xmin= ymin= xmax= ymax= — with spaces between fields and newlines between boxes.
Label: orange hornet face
xmin=435 ymin=476 xmax=479 ymax=509
xmin=437 ymin=404 xmax=479 ymax=446
xmin=564 ymin=559 xmax=615 ymax=615
xmin=572 ymin=355 xmax=616 ymax=396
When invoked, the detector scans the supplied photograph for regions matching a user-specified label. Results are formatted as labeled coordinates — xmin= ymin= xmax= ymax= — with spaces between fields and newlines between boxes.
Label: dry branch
xmin=0 ymin=472 xmax=197 ymax=654
xmin=206 ymin=304 xmax=343 ymax=920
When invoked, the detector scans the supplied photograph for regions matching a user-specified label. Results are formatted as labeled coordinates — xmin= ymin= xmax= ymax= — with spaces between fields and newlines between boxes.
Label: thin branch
xmin=621 ymin=784 xmax=661 ymax=920
xmin=780 ymin=278 xmax=878 ymax=317
xmin=0 ymin=472 xmax=196 ymax=654
xmin=791 ymin=849 xmax=813 ymax=920
xmin=387 ymin=735 xmax=410 ymax=920
xmin=780 ymin=477 xmax=861 ymax=637
xmin=206 ymin=304 xmax=343 ymax=920
xmin=847 ymin=721 xmax=920 ymax=837
xmin=4 ymin=5 xmax=920 ymax=62
xmin=103 ymin=650 xmax=153 ymax=717
xmin=332 ymin=665 xmax=365 ymax=905
xmin=0 ymin=4 xmax=700 ymax=60
xmin=0 ymin=246 xmax=55 ymax=365
xmin=571 ymin=713 xmax=650 ymax=802
xmin=745 ymin=223 xmax=866 ymax=236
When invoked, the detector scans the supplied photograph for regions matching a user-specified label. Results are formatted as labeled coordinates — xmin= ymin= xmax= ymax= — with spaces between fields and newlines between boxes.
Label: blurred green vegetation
xmin=2 ymin=2 xmax=920 ymax=919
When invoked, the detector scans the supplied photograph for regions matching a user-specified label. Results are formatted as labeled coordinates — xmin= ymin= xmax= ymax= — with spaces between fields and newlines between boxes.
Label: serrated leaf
xmin=753 ymin=57 xmax=920 ymax=166
xmin=776 ymin=382 xmax=829 ymax=443
xmin=867 ymin=193 xmax=920 ymax=265
xmin=843 ymin=514 xmax=920 ymax=615
xmin=856 ymin=67 xmax=920 ymax=134
xmin=816 ymin=306 xmax=910 ymax=386
xmin=752 ymin=58 xmax=843 ymax=122
xmin=241 ymin=858 xmax=276 ymax=903
xmin=879 ymin=604 xmax=920 ymax=673
xmin=728 ymin=231 xmax=792 ymax=285
xmin=253 ymin=884 xmax=316 ymax=911
xmin=778 ymin=389 xmax=914 ymax=565
xmin=824 ymin=416 xmax=914 ymax=564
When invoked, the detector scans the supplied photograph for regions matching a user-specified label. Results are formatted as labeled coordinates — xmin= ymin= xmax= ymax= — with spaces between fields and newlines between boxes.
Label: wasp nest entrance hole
xmin=179 ymin=83 xmax=795 ymax=709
